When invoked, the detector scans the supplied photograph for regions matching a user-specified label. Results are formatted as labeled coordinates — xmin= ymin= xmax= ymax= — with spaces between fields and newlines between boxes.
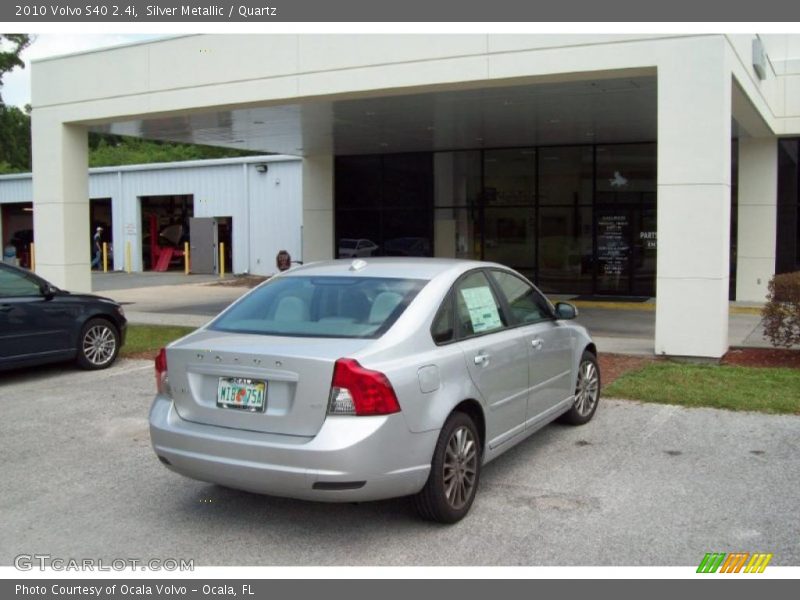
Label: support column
xmin=655 ymin=42 xmax=732 ymax=358
xmin=736 ymin=138 xmax=777 ymax=303
xmin=301 ymin=154 xmax=334 ymax=263
xmin=31 ymin=111 xmax=90 ymax=291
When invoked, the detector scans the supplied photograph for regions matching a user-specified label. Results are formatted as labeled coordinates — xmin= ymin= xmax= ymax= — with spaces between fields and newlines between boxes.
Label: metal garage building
xmin=0 ymin=154 xmax=302 ymax=275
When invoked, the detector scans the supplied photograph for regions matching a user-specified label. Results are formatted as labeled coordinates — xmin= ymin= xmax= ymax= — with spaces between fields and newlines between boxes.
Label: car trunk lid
xmin=165 ymin=330 xmax=372 ymax=436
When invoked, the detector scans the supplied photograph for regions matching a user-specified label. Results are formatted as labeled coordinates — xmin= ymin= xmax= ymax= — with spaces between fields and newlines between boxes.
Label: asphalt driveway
xmin=1 ymin=360 xmax=798 ymax=566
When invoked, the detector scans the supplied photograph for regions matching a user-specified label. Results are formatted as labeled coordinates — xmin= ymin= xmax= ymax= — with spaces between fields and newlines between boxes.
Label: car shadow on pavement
xmin=192 ymin=482 xmax=417 ymax=519
xmin=1 ymin=358 xmax=145 ymax=387
xmin=157 ymin=421 xmax=583 ymax=541
xmin=0 ymin=361 xmax=80 ymax=385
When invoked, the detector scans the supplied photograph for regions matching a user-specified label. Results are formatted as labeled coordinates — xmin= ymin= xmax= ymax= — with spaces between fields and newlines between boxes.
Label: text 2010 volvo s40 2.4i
xmin=149 ymin=258 xmax=600 ymax=523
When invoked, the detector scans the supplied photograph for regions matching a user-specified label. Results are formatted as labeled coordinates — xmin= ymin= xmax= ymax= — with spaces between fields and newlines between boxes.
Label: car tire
xmin=559 ymin=350 xmax=601 ymax=426
xmin=413 ymin=411 xmax=481 ymax=524
xmin=76 ymin=318 xmax=120 ymax=370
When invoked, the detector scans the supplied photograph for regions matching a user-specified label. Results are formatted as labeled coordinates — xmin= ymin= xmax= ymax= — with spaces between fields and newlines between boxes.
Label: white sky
xmin=1 ymin=34 xmax=167 ymax=108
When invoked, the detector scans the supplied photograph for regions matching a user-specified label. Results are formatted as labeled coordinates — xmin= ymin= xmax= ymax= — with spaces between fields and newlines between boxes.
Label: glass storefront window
xmin=482 ymin=149 xmax=536 ymax=276
xmin=483 ymin=149 xmax=536 ymax=206
xmin=537 ymin=145 xmax=594 ymax=293
xmin=434 ymin=151 xmax=481 ymax=208
xmin=777 ymin=139 xmax=799 ymax=273
xmin=336 ymin=156 xmax=381 ymax=209
xmin=335 ymin=154 xmax=433 ymax=258
xmin=434 ymin=151 xmax=482 ymax=260
xmin=382 ymin=154 xmax=433 ymax=210
xmin=335 ymin=141 xmax=658 ymax=296
xmin=434 ymin=208 xmax=480 ymax=260
xmin=596 ymin=143 xmax=656 ymax=205
xmin=382 ymin=210 xmax=433 ymax=257
xmin=538 ymin=146 xmax=593 ymax=207
xmin=483 ymin=207 xmax=536 ymax=281
xmin=538 ymin=207 xmax=593 ymax=294
xmin=336 ymin=210 xmax=382 ymax=259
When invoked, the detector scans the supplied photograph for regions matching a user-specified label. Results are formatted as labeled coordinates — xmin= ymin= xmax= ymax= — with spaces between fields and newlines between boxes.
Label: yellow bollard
xmin=219 ymin=242 xmax=225 ymax=278
xmin=184 ymin=242 xmax=190 ymax=275
xmin=102 ymin=242 xmax=109 ymax=273
xmin=30 ymin=242 xmax=35 ymax=271
xmin=125 ymin=241 xmax=132 ymax=274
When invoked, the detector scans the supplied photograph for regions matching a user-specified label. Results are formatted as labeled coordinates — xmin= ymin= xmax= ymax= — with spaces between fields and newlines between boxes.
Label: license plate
xmin=216 ymin=377 xmax=266 ymax=412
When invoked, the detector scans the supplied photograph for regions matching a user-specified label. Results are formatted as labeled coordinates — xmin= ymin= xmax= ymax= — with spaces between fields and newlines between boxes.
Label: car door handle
xmin=0 ymin=304 xmax=12 ymax=312
xmin=473 ymin=352 xmax=490 ymax=366
xmin=531 ymin=339 xmax=544 ymax=350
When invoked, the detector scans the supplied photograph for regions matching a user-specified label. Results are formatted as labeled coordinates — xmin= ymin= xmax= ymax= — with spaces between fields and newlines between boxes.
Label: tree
xmin=0 ymin=34 xmax=32 ymax=105
xmin=88 ymin=135 xmax=258 ymax=167
xmin=0 ymin=104 xmax=30 ymax=172
xmin=0 ymin=35 xmax=32 ymax=172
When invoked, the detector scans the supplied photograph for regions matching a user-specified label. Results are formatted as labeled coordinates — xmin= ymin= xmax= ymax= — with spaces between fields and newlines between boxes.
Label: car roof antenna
xmin=349 ymin=259 xmax=367 ymax=272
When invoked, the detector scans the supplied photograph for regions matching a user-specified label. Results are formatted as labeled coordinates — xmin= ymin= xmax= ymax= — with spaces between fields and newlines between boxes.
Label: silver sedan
xmin=149 ymin=258 xmax=600 ymax=523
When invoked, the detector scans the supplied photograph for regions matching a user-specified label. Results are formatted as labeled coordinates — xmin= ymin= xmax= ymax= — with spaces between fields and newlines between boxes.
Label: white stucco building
xmin=28 ymin=34 xmax=800 ymax=358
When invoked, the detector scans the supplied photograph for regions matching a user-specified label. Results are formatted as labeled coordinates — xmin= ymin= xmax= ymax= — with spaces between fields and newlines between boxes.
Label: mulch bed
xmin=722 ymin=347 xmax=800 ymax=369
xmin=598 ymin=353 xmax=657 ymax=386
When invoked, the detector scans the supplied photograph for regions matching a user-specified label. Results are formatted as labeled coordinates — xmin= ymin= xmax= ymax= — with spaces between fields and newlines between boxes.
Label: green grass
xmin=604 ymin=362 xmax=800 ymax=415
xmin=121 ymin=325 xmax=196 ymax=358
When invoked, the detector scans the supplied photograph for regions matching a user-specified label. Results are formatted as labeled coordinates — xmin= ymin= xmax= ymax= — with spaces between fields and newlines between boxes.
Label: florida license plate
xmin=217 ymin=377 xmax=266 ymax=411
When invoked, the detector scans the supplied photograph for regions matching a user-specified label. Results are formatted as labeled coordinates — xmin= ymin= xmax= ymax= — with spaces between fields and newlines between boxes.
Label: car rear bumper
xmin=149 ymin=395 xmax=437 ymax=502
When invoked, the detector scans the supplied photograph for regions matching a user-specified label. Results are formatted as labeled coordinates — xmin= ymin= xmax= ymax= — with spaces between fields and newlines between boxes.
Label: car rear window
xmin=210 ymin=276 xmax=426 ymax=338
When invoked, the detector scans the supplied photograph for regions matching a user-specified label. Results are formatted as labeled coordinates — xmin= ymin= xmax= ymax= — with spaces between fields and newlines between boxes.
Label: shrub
xmin=762 ymin=271 xmax=800 ymax=348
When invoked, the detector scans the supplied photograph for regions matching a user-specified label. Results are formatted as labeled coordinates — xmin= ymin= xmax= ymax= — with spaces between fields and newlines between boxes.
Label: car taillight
xmin=155 ymin=347 xmax=171 ymax=396
xmin=327 ymin=358 xmax=400 ymax=416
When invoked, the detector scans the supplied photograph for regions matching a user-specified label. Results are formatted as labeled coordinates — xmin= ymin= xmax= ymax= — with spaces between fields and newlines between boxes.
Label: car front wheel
xmin=414 ymin=411 xmax=481 ymax=524
xmin=76 ymin=318 xmax=120 ymax=370
xmin=560 ymin=350 xmax=601 ymax=425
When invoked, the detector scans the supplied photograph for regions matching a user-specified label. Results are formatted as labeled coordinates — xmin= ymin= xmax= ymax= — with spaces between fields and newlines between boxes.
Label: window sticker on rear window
xmin=460 ymin=286 xmax=502 ymax=333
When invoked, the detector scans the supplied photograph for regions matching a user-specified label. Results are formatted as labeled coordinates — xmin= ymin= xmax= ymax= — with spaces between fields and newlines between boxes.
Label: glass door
xmin=594 ymin=143 xmax=657 ymax=297
xmin=595 ymin=207 xmax=632 ymax=295
xmin=595 ymin=206 xmax=657 ymax=297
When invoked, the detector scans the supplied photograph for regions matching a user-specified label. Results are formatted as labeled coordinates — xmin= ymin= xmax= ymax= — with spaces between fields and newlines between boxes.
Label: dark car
xmin=0 ymin=263 xmax=127 ymax=371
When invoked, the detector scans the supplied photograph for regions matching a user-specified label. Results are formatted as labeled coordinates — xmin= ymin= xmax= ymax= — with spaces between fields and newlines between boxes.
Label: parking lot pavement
xmin=1 ymin=361 xmax=798 ymax=567
xmin=92 ymin=272 xmax=222 ymax=292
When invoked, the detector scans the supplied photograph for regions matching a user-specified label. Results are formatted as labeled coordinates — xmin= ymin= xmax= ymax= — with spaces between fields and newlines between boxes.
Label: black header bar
xmin=3 ymin=0 xmax=800 ymax=22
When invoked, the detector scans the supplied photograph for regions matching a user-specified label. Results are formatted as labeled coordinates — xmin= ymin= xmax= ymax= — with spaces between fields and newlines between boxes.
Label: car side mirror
xmin=554 ymin=301 xmax=578 ymax=320
xmin=40 ymin=283 xmax=56 ymax=300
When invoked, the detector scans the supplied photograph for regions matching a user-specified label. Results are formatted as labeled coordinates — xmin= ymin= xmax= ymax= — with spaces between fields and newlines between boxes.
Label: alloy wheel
xmin=442 ymin=425 xmax=478 ymax=510
xmin=575 ymin=360 xmax=600 ymax=417
xmin=82 ymin=324 xmax=117 ymax=366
